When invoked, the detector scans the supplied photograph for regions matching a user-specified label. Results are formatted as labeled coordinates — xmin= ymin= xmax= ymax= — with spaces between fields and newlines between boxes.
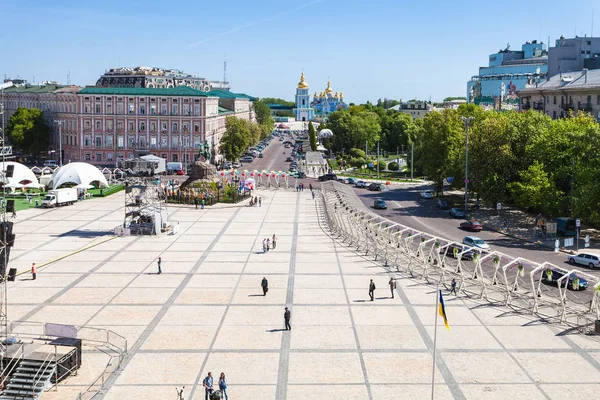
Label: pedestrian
xmin=157 ymin=256 xmax=162 ymax=274
xmin=203 ymin=372 xmax=214 ymax=400
xmin=262 ymin=239 xmax=267 ymax=253
xmin=259 ymin=197 xmax=262 ymax=207
xmin=11 ymin=208 xmax=16 ymax=219
xmin=266 ymin=238 xmax=271 ymax=251
xmin=219 ymin=372 xmax=228 ymax=400
xmin=450 ymin=278 xmax=457 ymax=295
xmin=31 ymin=263 xmax=36 ymax=280
xmin=272 ymin=234 xmax=277 ymax=249
xmin=389 ymin=278 xmax=396 ymax=299
xmin=261 ymin=276 xmax=269 ymax=296
xmin=369 ymin=279 xmax=376 ymax=301
xmin=201 ymin=199 xmax=205 ymax=210
xmin=309 ymin=183 xmax=313 ymax=191
xmin=301 ymin=183 xmax=304 ymax=191
xmin=503 ymin=219 xmax=509 ymax=231
xmin=311 ymin=191 xmax=315 ymax=200
xmin=284 ymin=307 xmax=291 ymax=331
xmin=194 ymin=197 xmax=199 ymax=210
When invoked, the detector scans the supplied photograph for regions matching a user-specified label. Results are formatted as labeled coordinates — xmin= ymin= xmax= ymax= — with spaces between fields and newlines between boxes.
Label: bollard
xmin=554 ymin=239 xmax=560 ymax=253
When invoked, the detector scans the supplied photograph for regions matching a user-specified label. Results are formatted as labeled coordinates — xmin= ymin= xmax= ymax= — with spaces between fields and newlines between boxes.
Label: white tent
xmin=140 ymin=154 xmax=166 ymax=174
xmin=49 ymin=162 xmax=109 ymax=190
xmin=0 ymin=162 xmax=40 ymax=186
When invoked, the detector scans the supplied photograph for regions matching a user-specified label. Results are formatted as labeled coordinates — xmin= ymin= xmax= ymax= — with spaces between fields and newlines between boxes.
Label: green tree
xmin=221 ymin=116 xmax=250 ymax=161
xmin=309 ymin=122 xmax=317 ymax=151
xmin=508 ymin=161 xmax=560 ymax=212
xmin=6 ymin=107 xmax=50 ymax=155
xmin=253 ymin=99 xmax=274 ymax=139
xmin=260 ymin=97 xmax=295 ymax=108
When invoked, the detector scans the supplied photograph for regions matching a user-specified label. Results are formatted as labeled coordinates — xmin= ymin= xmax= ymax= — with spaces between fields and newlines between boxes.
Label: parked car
xmin=449 ymin=208 xmax=466 ymax=218
xmin=258 ymin=153 xmax=264 ymax=158
xmin=373 ymin=199 xmax=387 ymax=210
xmin=241 ymin=156 xmax=254 ymax=163
xmin=232 ymin=162 xmax=241 ymax=168
xmin=355 ymin=181 xmax=367 ymax=188
xmin=367 ymin=183 xmax=383 ymax=191
xmin=462 ymin=236 xmax=489 ymax=251
xmin=297 ymin=171 xmax=306 ymax=178
xmin=542 ymin=269 xmax=589 ymax=290
xmin=567 ymin=252 xmax=600 ymax=268
xmin=420 ymin=190 xmax=434 ymax=199
xmin=318 ymin=173 xmax=337 ymax=181
xmin=286 ymin=157 xmax=293 ymax=162
xmin=436 ymin=199 xmax=450 ymax=210
xmin=347 ymin=178 xmax=357 ymax=185
xmin=440 ymin=244 xmax=475 ymax=260
xmin=176 ymin=169 xmax=186 ymax=175
xmin=460 ymin=220 xmax=483 ymax=232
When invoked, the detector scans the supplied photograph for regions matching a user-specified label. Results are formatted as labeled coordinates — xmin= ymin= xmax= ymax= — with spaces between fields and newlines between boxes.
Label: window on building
xmin=106 ymin=121 xmax=113 ymax=131
xmin=162 ymin=123 xmax=167 ymax=132
xmin=117 ymin=153 xmax=124 ymax=159
xmin=587 ymin=95 xmax=592 ymax=104
xmin=194 ymin=124 xmax=200 ymax=132
xmin=597 ymin=95 xmax=600 ymax=105
xmin=173 ymin=123 xmax=178 ymax=132
xmin=84 ymin=137 xmax=91 ymax=146
xmin=172 ymin=137 xmax=178 ymax=149
xmin=96 ymin=121 xmax=101 ymax=130
xmin=150 ymin=122 xmax=156 ymax=132
xmin=96 ymin=153 xmax=102 ymax=161
xmin=183 ymin=123 xmax=189 ymax=132
xmin=553 ymin=96 xmax=557 ymax=104
xmin=172 ymin=154 xmax=178 ymax=162
xmin=106 ymin=136 xmax=113 ymax=147
xmin=183 ymin=136 xmax=190 ymax=148
xmin=161 ymin=137 xmax=168 ymax=149
xmin=150 ymin=105 xmax=156 ymax=115
xmin=161 ymin=154 xmax=167 ymax=159
xmin=150 ymin=137 xmax=157 ymax=148
xmin=117 ymin=104 xmax=124 ymax=114
xmin=183 ymin=105 xmax=190 ymax=115
xmin=118 ymin=136 xmax=124 ymax=149
xmin=84 ymin=104 xmax=90 ymax=113
xmin=128 ymin=122 xmax=134 ymax=132
xmin=194 ymin=136 xmax=201 ymax=148
xmin=95 ymin=137 xmax=102 ymax=147
xmin=106 ymin=104 xmax=112 ymax=114
xmin=117 ymin=121 xmax=123 ymax=131
xmin=129 ymin=104 xmax=134 ymax=114
xmin=161 ymin=105 xmax=167 ymax=115
xmin=140 ymin=138 xmax=146 ymax=148
xmin=85 ymin=121 xmax=90 ymax=130
xmin=172 ymin=105 xmax=178 ymax=115
xmin=139 ymin=122 xmax=146 ymax=132
xmin=140 ymin=105 xmax=146 ymax=115
xmin=85 ymin=153 xmax=91 ymax=161
xmin=107 ymin=153 xmax=113 ymax=161
xmin=194 ymin=105 xmax=200 ymax=116
xmin=95 ymin=104 xmax=101 ymax=114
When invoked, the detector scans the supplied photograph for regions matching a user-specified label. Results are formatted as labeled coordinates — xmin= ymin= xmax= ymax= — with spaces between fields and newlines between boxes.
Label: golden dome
xmin=334 ymin=91 xmax=339 ymax=98
xmin=314 ymin=91 xmax=318 ymax=98
xmin=339 ymin=91 xmax=344 ymax=99
xmin=325 ymin=80 xmax=333 ymax=94
xmin=297 ymin=72 xmax=308 ymax=89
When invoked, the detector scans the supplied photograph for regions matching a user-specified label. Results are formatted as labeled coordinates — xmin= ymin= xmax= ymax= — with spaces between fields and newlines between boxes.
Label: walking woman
xmin=219 ymin=372 xmax=228 ymax=400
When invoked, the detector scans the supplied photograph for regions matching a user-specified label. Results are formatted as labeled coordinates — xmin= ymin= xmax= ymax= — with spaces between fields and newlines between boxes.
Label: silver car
xmin=568 ymin=253 xmax=600 ymax=268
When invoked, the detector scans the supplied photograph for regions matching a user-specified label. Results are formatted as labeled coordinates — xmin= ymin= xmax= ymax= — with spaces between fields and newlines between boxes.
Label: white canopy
xmin=49 ymin=162 xmax=109 ymax=190
xmin=0 ymin=162 xmax=40 ymax=186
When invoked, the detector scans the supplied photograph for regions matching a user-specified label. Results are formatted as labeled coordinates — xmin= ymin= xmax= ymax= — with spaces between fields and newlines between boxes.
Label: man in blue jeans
xmin=203 ymin=372 xmax=214 ymax=400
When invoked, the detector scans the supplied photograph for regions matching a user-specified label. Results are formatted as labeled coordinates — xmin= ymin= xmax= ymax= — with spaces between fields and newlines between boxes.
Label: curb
xmin=481 ymin=224 xmax=572 ymax=255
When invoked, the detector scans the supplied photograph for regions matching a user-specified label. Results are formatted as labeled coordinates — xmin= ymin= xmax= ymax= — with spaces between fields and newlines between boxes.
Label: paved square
xmin=6 ymin=190 xmax=600 ymax=399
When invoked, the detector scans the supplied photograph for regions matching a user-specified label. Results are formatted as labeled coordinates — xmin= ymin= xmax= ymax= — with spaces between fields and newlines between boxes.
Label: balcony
xmin=532 ymin=102 xmax=544 ymax=110
xmin=560 ymin=103 xmax=574 ymax=111
xmin=578 ymin=102 xmax=593 ymax=112
xmin=521 ymin=102 xmax=531 ymax=110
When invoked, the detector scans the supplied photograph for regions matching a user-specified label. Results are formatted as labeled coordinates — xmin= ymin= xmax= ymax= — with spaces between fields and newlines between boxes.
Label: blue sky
xmin=1 ymin=0 xmax=598 ymax=103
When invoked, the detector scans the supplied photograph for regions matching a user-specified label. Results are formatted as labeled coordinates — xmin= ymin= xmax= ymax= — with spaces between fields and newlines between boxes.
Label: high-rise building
xmin=547 ymin=36 xmax=600 ymax=77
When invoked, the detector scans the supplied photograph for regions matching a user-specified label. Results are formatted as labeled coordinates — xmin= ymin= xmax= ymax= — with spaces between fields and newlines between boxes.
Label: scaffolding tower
xmin=123 ymin=178 xmax=172 ymax=235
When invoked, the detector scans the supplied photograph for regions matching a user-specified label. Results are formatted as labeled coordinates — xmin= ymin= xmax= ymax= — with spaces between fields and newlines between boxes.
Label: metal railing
xmin=0 ymin=343 xmax=24 ymax=389
xmin=319 ymin=181 xmax=600 ymax=328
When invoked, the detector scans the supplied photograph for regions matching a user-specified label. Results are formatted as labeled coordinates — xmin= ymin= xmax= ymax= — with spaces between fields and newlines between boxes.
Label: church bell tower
xmin=293 ymin=72 xmax=314 ymax=122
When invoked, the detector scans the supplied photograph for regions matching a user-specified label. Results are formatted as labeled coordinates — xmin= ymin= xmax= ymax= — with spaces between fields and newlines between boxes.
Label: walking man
xmin=266 ymin=238 xmax=271 ymax=251
xmin=157 ymin=256 xmax=162 ymax=274
xmin=31 ymin=263 xmax=36 ymax=280
xmin=259 ymin=197 xmax=262 ymax=207
xmin=369 ymin=279 xmax=376 ymax=301
xmin=309 ymin=183 xmax=313 ymax=191
xmin=202 ymin=372 xmax=214 ymax=400
xmin=389 ymin=278 xmax=396 ymax=299
xmin=261 ymin=277 xmax=269 ymax=296
xmin=262 ymin=239 xmax=267 ymax=253
xmin=194 ymin=197 xmax=199 ymax=210
xmin=312 ymin=191 xmax=315 ymax=200
xmin=450 ymin=278 xmax=457 ymax=295
xmin=272 ymin=234 xmax=277 ymax=250
xmin=284 ymin=307 xmax=291 ymax=331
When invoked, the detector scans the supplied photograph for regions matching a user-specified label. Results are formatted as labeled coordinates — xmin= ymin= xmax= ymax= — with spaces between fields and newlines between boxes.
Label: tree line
xmin=321 ymin=103 xmax=600 ymax=225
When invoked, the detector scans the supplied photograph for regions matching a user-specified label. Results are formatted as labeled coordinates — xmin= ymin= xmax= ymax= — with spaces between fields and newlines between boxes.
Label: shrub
xmin=378 ymin=161 xmax=388 ymax=171
xmin=349 ymin=148 xmax=366 ymax=158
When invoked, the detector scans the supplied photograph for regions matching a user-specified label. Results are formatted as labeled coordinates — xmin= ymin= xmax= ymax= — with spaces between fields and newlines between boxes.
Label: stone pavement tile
xmin=424 ymin=326 xmax=502 ymax=350
xmin=191 ymin=385 xmax=277 ymax=400
xmin=541 ymin=383 xmax=600 ymax=399
xmin=30 ymin=305 xmax=102 ymax=326
xmin=13 ymin=273 xmax=81 ymax=288
xmin=363 ymin=353 xmax=440 ymax=384
xmin=344 ymin=275 xmax=391 ymax=289
xmin=211 ymin=241 xmax=255 ymax=252
xmin=567 ymin=334 xmax=600 ymax=350
xmin=88 ymin=305 xmax=162 ymax=326
xmin=469 ymin=305 xmax=532 ymax=326
xmin=287 ymin=353 xmax=364 ymax=384
xmin=111 ymin=251 xmax=160 ymax=263
xmin=92 ymin=325 xmax=148 ymax=345
xmin=126 ymin=241 xmax=174 ymax=252
xmin=196 ymin=262 xmax=246 ymax=274
xmin=188 ymin=274 xmax=240 ymax=287
xmin=111 ymin=287 xmax=176 ymax=304
xmin=370 ymin=384 xmax=454 ymax=400
xmin=9 ymin=287 xmax=62 ymax=304
xmin=340 ymin=263 xmax=382 ymax=275
xmin=200 ymin=353 xmax=279 ymax=384
xmin=290 ymin=326 xmax=357 ymax=349
xmin=346 ymin=288 xmax=398 ymax=303
xmin=142 ymin=260 xmax=198 ymax=274
xmin=141 ymin=325 xmax=218 ymax=350
xmin=293 ymin=274 xmax=343 ymax=289
xmin=128 ymin=273 xmax=186 ymax=288
xmin=115 ymin=352 xmax=204 ymax=385
xmin=294 ymin=262 xmax=340 ymax=274
xmin=95 ymin=261 xmax=153 ymax=274
xmin=443 ymin=352 xmax=531 ymax=383
xmin=513 ymin=352 xmax=600 ymax=383
xmin=296 ymin=252 xmax=338 ymax=263
xmin=222 ymin=305 xmax=282 ymax=326
xmin=203 ymin=252 xmax=249 ymax=263
xmin=243 ymin=262 xmax=291 ymax=274
xmin=42 ymin=385 xmax=88 ymax=400
xmin=248 ymin=251 xmax=291 ymax=263
xmin=460 ymin=384 xmax=547 ymax=400
xmin=357 ymin=325 xmax=427 ymax=350
xmin=175 ymin=288 xmax=235 ymax=304
xmin=167 ymin=241 xmax=212 ymax=253
xmin=287 ymin=384 xmax=369 ymax=399
xmin=175 ymin=234 xmax=216 ymax=243
xmin=293 ymin=288 xmax=348 ymax=304
xmin=213 ymin=325 xmax=283 ymax=350
xmin=487 ymin=325 xmax=572 ymax=350
xmin=351 ymin=306 xmax=412 ymax=326
xmin=7 ymin=304 xmax=39 ymax=320
xmin=158 ymin=250 xmax=204 ymax=261
xmin=232 ymin=288 xmax=287 ymax=304
xmin=292 ymin=305 xmax=352 ymax=326
xmin=160 ymin=305 xmax=227 ymax=326
xmin=74 ymin=274 xmax=137 ymax=288
xmin=237 ymin=275 xmax=288 ymax=288
xmin=402 ymin=286 xmax=445 ymax=304
xmin=217 ymin=235 xmax=257 ymax=244
xmin=60 ymin=351 xmax=112 ymax=385
xmin=53 ymin=288 xmax=122 ymax=305
xmin=414 ymin=305 xmax=482 ymax=326
xmin=38 ymin=260 xmax=100 ymax=273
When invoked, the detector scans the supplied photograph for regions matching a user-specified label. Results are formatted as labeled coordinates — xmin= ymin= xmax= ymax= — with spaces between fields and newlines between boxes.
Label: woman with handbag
xmin=219 ymin=372 xmax=228 ymax=400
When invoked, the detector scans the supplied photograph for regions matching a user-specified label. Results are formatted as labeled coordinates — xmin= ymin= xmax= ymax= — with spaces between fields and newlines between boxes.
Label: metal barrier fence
xmin=319 ymin=181 xmax=600 ymax=327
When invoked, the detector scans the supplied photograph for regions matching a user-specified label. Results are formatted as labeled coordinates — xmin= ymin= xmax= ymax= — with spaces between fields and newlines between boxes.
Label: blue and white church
xmin=293 ymin=72 xmax=314 ymax=122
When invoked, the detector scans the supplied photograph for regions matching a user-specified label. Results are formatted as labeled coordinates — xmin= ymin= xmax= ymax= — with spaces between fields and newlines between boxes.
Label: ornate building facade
xmin=293 ymin=73 xmax=314 ymax=122
xmin=310 ymin=80 xmax=348 ymax=117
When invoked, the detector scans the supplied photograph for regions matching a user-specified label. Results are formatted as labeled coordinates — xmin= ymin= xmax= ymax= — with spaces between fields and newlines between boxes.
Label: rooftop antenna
xmin=67 ymin=71 xmax=71 ymax=85
xmin=592 ymin=9 xmax=595 ymax=37
xmin=223 ymin=60 xmax=227 ymax=84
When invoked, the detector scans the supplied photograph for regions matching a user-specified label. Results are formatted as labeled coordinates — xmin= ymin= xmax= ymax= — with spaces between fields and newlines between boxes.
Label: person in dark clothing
xmin=261 ymin=277 xmax=269 ymax=296
xmin=309 ymin=183 xmax=313 ymax=191
xmin=369 ymin=279 xmax=376 ymax=301
xmin=284 ymin=307 xmax=291 ymax=330
xmin=194 ymin=198 xmax=199 ymax=209
xmin=450 ymin=278 xmax=457 ymax=295
xmin=389 ymin=278 xmax=396 ymax=299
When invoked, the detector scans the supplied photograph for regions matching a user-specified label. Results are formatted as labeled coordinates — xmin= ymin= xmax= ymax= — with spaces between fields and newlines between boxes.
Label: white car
xmin=568 ymin=252 xmax=600 ymax=268
xmin=462 ymin=236 xmax=490 ymax=251
xmin=420 ymin=190 xmax=434 ymax=199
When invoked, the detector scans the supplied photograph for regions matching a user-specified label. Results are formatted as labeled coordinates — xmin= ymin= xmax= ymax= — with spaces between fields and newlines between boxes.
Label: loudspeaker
xmin=7 ymin=268 xmax=16 ymax=282
xmin=5 ymin=165 xmax=14 ymax=178
xmin=5 ymin=200 xmax=14 ymax=214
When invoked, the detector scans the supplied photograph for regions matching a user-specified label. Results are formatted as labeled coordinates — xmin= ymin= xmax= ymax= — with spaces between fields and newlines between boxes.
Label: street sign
xmin=576 ymin=219 xmax=581 ymax=228
xmin=496 ymin=202 xmax=501 ymax=210
xmin=464 ymin=178 xmax=469 ymax=184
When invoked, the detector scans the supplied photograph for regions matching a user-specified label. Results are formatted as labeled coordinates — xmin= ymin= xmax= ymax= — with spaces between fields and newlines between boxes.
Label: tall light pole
xmin=461 ymin=116 xmax=475 ymax=213
xmin=377 ymin=141 xmax=380 ymax=179
xmin=54 ymin=120 xmax=63 ymax=166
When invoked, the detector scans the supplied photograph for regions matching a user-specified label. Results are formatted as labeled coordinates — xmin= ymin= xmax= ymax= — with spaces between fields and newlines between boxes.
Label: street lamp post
xmin=54 ymin=120 xmax=63 ymax=166
xmin=461 ymin=116 xmax=475 ymax=213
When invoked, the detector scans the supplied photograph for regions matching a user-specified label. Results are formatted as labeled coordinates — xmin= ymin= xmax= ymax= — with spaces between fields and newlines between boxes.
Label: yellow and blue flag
xmin=438 ymin=290 xmax=450 ymax=330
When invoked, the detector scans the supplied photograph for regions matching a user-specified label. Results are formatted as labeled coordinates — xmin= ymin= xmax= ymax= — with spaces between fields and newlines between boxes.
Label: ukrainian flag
xmin=438 ymin=290 xmax=450 ymax=330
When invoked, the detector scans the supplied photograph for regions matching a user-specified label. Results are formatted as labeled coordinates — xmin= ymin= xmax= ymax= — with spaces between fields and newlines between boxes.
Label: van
xmin=43 ymin=160 xmax=57 ymax=168
xmin=555 ymin=217 xmax=577 ymax=236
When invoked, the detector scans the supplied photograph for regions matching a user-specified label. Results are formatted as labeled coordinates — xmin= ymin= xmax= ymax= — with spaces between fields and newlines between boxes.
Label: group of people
xmin=203 ymin=372 xmax=228 ymax=400
xmin=368 ymin=278 xmax=397 ymax=301
xmin=262 ymin=234 xmax=277 ymax=253
xmin=249 ymin=196 xmax=261 ymax=207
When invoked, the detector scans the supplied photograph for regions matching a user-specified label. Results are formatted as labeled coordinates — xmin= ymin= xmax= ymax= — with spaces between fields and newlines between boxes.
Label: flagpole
xmin=431 ymin=282 xmax=440 ymax=400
